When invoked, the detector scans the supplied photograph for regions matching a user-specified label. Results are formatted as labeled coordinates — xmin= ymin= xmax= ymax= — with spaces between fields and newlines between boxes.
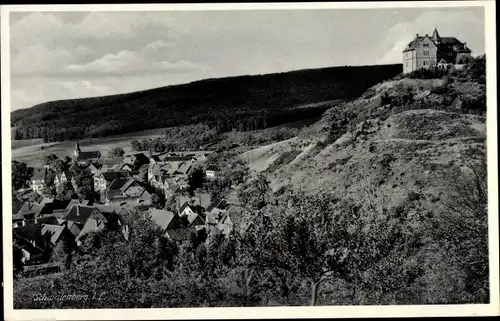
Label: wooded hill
xmin=11 ymin=64 xmax=402 ymax=142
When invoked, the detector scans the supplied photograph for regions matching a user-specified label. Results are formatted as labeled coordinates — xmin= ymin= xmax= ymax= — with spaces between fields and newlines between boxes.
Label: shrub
xmin=429 ymin=160 xmax=488 ymax=303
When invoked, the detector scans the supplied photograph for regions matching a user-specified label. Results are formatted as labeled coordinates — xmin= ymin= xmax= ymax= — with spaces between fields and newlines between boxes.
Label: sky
xmin=9 ymin=6 xmax=485 ymax=111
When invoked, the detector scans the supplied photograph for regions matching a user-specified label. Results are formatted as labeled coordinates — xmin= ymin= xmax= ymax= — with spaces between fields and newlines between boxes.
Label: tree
xmin=131 ymin=139 xmax=142 ymax=151
xmin=109 ymin=147 xmax=125 ymax=158
xmin=72 ymin=166 xmax=96 ymax=201
xmin=52 ymin=159 xmax=65 ymax=174
xmin=429 ymin=159 xmax=488 ymax=303
xmin=152 ymin=193 xmax=165 ymax=210
xmin=258 ymin=190 xmax=423 ymax=306
xmin=12 ymin=161 xmax=30 ymax=190
xmin=57 ymin=182 xmax=77 ymax=200
xmin=45 ymin=169 xmax=56 ymax=187
xmin=239 ymin=173 xmax=271 ymax=210
xmin=13 ymin=240 xmax=24 ymax=278
xmin=43 ymin=184 xmax=56 ymax=198
xmin=50 ymin=235 xmax=77 ymax=270
xmin=188 ymin=167 xmax=206 ymax=192
xmin=44 ymin=153 xmax=59 ymax=166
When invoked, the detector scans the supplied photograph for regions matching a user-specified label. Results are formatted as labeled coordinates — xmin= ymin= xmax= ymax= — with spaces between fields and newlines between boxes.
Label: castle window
xmin=423 ymin=61 xmax=428 ymax=66
xmin=423 ymin=44 xmax=429 ymax=48
xmin=423 ymin=51 xmax=429 ymax=56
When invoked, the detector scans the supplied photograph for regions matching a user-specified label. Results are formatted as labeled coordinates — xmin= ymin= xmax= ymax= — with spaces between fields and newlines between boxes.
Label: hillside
xmin=238 ymin=57 xmax=487 ymax=303
xmin=11 ymin=64 xmax=401 ymax=142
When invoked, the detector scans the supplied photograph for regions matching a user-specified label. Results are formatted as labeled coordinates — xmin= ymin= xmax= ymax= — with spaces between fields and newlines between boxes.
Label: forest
xmin=11 ymin=64 xmax=401 ymax=142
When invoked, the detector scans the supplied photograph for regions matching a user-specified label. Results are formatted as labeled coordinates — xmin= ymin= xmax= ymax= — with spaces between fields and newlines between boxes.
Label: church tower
xmin=73 ymin=140 xmax=81 ymax=160
xmin=431 ymin=28 xmax=440 ymax=44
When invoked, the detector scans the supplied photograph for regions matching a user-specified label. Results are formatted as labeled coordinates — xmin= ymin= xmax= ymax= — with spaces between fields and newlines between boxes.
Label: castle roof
xmin=403 ymin=29 xmax=471 ymax=54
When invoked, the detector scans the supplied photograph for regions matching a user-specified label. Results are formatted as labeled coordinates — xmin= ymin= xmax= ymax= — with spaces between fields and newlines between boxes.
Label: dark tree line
xmin=11 ymin=64 xmax=402 ymax=142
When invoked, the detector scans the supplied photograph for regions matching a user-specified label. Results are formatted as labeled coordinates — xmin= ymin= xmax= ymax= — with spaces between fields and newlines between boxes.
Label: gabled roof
xmin=41 ymin=224 xmax=66 ymax=245
xmin=31 ymin=168 xmax=46 ymax=181
xmin=100 ymin=171 xmax=130 ymax=182
xmin=39 ymin=199 xmax=73 ymax=215
xmin=184 ymin=212 xmax=205 ymax=226
xmin=17 ymin=202 xmax=44 ymax=216
xmin=206 ymin=164 xmax=220 ymax=171
xmin=12 ymin=198 xmax=25 ymax=215
xmin=179 ymin=193 xmax=212 ymax=210
xmin=220 ymin=205 xmax=251 ymax=233
xmin=148 ymin=208 xmax=177 ymax=231
xmin=108 ymin=177 xmax=132 ymax=191
xmin=163 ymin=156 xmax=195 ymax=162
xmin=13 ymin=223 xmax=43 ymax=242
xmin=128 ymin=153 xmax=150 ymax=165
xmin=65 ymin=205 xmax=98 ymax=225
xmin=94 ymin=204 xmax=121 ymax=214
xmin=99 ymin=158 xmax=122 ymax=166
xmin=149 ymin=155 xmax=161 ymax=162
xmin=65 ymin=199 xmax=80 ymax=211
xmin=37 ymin=216 xmax=61 ymax=225
xmin=66 ymin=221 xmax=82 ymax=237
xmin=206 ymin=199 xmax=228 ymax=212
xmin=77 ymin=151 xmax=101 ymax=161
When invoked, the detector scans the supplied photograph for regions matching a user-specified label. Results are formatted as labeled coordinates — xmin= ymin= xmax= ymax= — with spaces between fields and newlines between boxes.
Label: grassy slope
xmin=243 ymin=77 xmax=486 ymax=214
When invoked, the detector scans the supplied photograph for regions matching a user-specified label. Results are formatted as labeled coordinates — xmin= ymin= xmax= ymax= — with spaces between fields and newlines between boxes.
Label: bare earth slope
xmin=244 ymin=76 xmax=486 ymax=214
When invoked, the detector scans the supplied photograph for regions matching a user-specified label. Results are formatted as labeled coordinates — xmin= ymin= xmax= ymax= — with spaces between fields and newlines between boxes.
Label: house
xmin=205 ymin=199 xmax=229 ymax=229
xmin=53 ymin=171 xmax=70 ymax=188
xmin=36 ymin=199 xmax=74 ymax=222
xmin=94 ymin=204 xmax=130 ymax=241
xmin=179 ymin=201 xmax=204 ymax=216
xmin=178 ymin=193 xmax=212 ymax=210
xmin=31 ymin=168 xmax=46 ymax=194
xmin=119 ymin=163 xmax=133 ymax=172
xmin=163 ymin=156 xmax=197 ymax=168
xmin=97 ymin=158 xmax=123 ymax=172
xmin=41 ymin=224 xmax=74 ymax=247
xmin=205 ymin=164 xmax=220 ymax=179
xmin=181 ymin=211 xmax=206 ymax=228
xmin=224 ymin=188 xmax=242 ymax=206
xmin=217 ymin=205 xmax=251 ymax=236
xmin=88 ymin=163 xmax=101 ymax=175
xmin=64 ymin=204 xmax=108 ymax=244
xmin=104 ymin=178 xmax=152 ymax=205
xmin=147 ymin=208 xmax=183 ymax=236
xmin=402 ymin=28 xmax=472 ymax=73
xmin=94 ymin=171 xmax=130 ymax=192
xmin=123 ymin=152 xmax=150 ymax=169
xmin=73 ymin=141 xmax=102 ymax=164
xmin=13 ymin=224 xmax=50 ymax=264
xmin=12 ymin=198 xmax=25 ymax=216
xmin=14 ymin=201 xmax=45 ymax=227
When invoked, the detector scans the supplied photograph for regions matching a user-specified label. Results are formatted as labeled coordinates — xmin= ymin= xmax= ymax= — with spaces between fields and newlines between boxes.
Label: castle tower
xmin=73 ymin=140 xmax=81 ymax=159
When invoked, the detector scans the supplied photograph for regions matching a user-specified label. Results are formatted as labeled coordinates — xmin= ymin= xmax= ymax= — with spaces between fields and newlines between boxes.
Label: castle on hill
xmin=402 ymin=28 xmax=471 ymax=74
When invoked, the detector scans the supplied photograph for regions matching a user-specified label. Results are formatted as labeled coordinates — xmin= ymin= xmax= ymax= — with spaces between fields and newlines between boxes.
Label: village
xmin=12 ymin=140 xmax=249 ymax=275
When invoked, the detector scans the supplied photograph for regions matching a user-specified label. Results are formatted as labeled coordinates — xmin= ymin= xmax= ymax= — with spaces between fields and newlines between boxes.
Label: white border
xmin=2 ymin=1 xmax=498 ymax=320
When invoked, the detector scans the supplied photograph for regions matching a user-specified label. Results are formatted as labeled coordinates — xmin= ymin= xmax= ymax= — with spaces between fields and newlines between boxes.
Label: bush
xmin=406 ymin=66 xmax=450 ymax=80
xmin=428 ymin=160 xmax=488 ymax=303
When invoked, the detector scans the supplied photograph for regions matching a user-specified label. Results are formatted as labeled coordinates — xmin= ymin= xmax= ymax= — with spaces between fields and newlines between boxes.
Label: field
xmin=11 ymin=128 xmax=165 ymax=167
